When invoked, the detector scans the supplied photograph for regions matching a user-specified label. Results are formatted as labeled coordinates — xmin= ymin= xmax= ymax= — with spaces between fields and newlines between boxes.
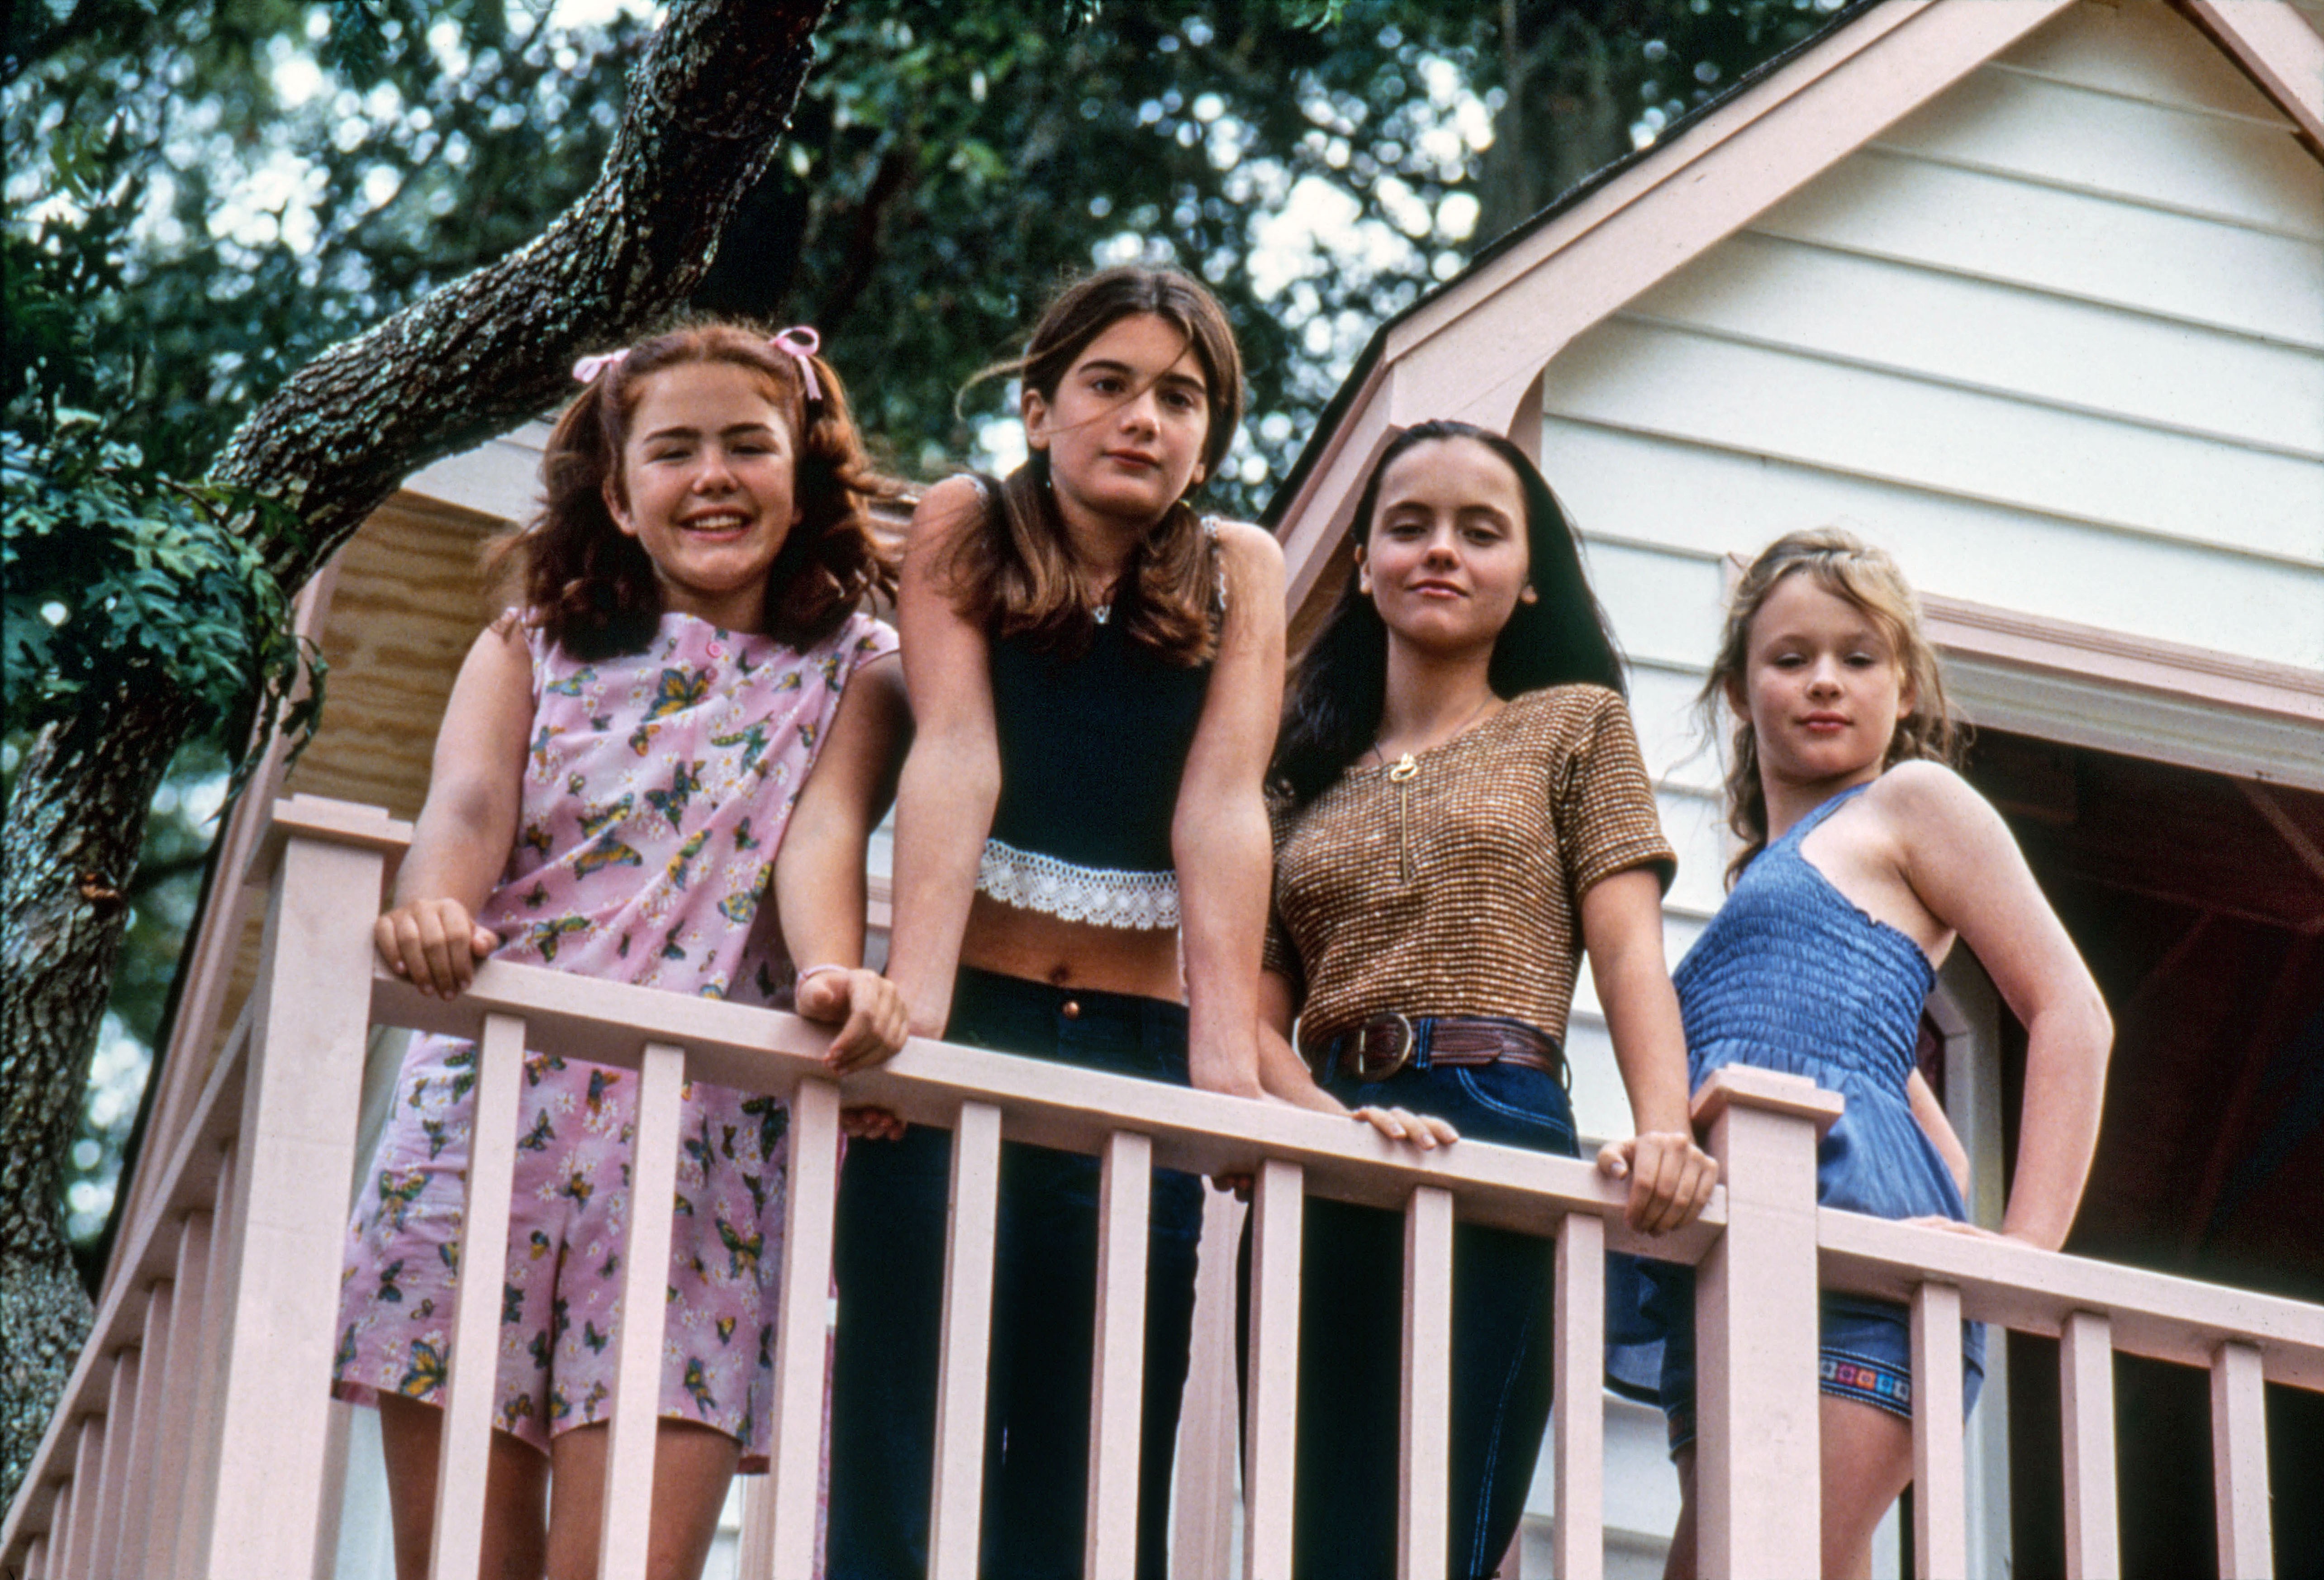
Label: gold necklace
xmin=1370 ymin=693 xmax=1497 ymax=882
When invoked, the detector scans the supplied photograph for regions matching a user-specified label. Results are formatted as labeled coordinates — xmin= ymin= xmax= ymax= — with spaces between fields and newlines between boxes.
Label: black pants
xmin=828 ymin=968 xmax=1204 ymax=1579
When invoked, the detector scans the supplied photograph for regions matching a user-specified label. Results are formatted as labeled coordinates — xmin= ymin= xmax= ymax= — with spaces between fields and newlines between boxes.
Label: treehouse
xmin=6 ymin=0 xmax=2323 ymax=1575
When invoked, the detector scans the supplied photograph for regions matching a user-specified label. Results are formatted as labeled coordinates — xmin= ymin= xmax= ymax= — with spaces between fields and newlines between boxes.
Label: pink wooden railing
xmin=5 ymin=795 xmax=2321 ymax=1580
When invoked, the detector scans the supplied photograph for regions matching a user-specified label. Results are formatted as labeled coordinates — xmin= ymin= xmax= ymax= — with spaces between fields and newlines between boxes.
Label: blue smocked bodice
xmin=1672 ymin=785 xmax=1968 ymax=1225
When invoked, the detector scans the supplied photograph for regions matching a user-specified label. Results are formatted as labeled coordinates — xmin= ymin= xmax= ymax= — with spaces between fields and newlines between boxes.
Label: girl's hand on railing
xmin=1597 ymin=1130 xmax=1718 ymax=1236
xmin=797 ymin=966 xmax=911 ymax=1073
xmin=375 ymin=898 xmax=499 ymax=999
xmin=841 ymin=1106 xmax=908 ymax=1142
xmin=1350 ymin=1106 xmax=1460 ymax=1152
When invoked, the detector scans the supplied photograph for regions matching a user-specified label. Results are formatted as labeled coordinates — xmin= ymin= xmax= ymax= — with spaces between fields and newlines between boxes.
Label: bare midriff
xmin=955 ymin=891 xmax=1184 ymax=1003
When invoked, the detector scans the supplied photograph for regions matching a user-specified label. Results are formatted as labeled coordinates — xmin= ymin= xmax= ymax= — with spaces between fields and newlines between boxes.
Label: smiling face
xmin=1735 ymin=571 xmax=1915 ymax=795
xmin=1357 ymin=436 xmax=1533 ymax=661
xmin=1022 ymin=312 xmax=1212 ymax=537
xmin=605 ymin=360 xmax=802 ymax=633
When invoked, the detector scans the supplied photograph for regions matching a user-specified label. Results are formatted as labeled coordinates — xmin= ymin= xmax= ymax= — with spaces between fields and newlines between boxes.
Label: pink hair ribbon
xmin=571 ymin=349 xmax=628 ymax=383
xmin=770 ymin=326 xmax=824 ymax=403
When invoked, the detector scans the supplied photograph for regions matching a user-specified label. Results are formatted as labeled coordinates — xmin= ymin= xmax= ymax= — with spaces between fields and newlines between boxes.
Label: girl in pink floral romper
xmin=334 ymin=323 xmax=909 ymax=1580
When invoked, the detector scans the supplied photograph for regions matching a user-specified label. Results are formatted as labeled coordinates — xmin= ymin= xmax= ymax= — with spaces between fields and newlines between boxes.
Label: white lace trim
xmin=978 ymin=839 xmax=1180 ymax=929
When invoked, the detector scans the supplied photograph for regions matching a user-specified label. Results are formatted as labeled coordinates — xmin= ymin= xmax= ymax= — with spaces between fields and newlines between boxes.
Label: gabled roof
xmin=1262 ymin=0 xmax=2324 ymax=612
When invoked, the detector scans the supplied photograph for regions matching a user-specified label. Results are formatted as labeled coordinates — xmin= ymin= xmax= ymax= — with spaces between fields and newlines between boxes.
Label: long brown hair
xmin=1701 ymin=527 xmax=1961 ymax=883
xmin=944 ymin=267 xmax=1244 ymax=666
xmin=488 ymin=320 xmax=899 ymax=659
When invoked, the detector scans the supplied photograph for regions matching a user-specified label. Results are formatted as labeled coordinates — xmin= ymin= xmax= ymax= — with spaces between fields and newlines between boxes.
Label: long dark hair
xmin=1273 ymin=420 xmax=1626 ymax=809
xmin=487 ymin=320 xmax=899 ymax=660
xmin=942 ymin=266 xmax=1245 ymax=666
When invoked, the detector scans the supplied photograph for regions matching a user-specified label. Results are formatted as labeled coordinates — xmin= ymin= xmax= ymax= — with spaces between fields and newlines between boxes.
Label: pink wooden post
xmin=201 ymin=821 xmax=384 ymax=1580
xmin=2059 ymin=1310 xmax=2119 ymax=1580
xmin=430 ymin=1011 xmax=528 ymax=1580
xmin=1911 ymin=1281 xmax=1968 ymax=1580
xmin=1243 ymin=1158 xmax=1303 ymax=1580
xmin=1692 ymin=1066 xmax=1843 ymax=1580
xmin=1553 ymin=1211 xmax=1606 ymax=1580
xmin=756 ymin=1074 xmax=843 ymax=1580
xmin=1087 ymin=1130 xmax=1154 ymax=1580
xmin=929 ymin=1100 xmax=1004 ymax=1580
xmin=113 ymin=1281 xmax=174 ymax=1570
xmin=1399 ymin=1186 xmax=1455 ymax=1580
xmin=43 ymin=1487 xmax=71 ymax=1580
xmin=23 ymin=1532 xmax=46 ymax=1580
xmin=56 ymin=1407 xmax=104 ymax=1578
xmin=598 ymin=1040 xmax=687 ymax=1580
xmin=1172 ymin=1190 xmax=1246 ymax=1580
xmin=2209 ymin=1340 xmax=2271 ymax=1580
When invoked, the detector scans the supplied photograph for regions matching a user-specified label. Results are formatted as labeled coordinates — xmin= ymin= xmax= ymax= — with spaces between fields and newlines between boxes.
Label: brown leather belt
xmin=1298 ymin=1012 xmax=1568 ymax=1090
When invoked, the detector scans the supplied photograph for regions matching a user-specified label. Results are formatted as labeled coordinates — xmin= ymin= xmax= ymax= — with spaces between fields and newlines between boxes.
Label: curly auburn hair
xmin=944 ymin=265 xmax=1245 ymax=666
xmin=1700 ymin=527 xmax=1962 ymax=884
xmin=486 ymin=320 xmax=899 ymax=659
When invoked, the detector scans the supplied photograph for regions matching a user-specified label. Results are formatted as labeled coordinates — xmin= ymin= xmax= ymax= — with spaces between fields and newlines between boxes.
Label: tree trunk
xmin=1478 ymin=1 xmax=1644 ymax=246
xmin=0 ymin=0 xmax=833 ymax=1509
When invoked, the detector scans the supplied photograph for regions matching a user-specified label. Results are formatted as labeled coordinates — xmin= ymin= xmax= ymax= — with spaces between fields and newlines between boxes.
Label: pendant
xmin=1387 ymin=753 xmax=1419 ymax=783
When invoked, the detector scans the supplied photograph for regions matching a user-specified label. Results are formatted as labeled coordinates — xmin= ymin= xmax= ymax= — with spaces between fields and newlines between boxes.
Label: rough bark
xmin=1477 ymin=1 xmax=1640 ymax=245
xmin=0 ymin=0 xmax=833 ymax=1509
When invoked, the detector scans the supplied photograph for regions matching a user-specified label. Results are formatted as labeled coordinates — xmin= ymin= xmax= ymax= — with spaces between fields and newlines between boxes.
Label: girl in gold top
xmin=1255 ymin=419 xmax=1716 ymax=1579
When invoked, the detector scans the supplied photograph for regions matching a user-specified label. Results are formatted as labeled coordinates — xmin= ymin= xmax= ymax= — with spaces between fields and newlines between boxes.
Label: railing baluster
xmin=598 ymin=1041 xmax=688 ymax=1580
xmin=87 ymin=1347 xmax=139 ymax=1579
xmin=23 ymin=1531 xmax=46 ymax=1580
xmin=431 ymin=1011 xmax=529 ymax=1580
xmin=2210 ymin=1339 xmax=2271 ymax=1580
xmin=150 ymin=1206 xmax=213 ymax=1580
xmin=1087 ymin=1129 xmax=1154 ymax=1580
xmin=42 ymin=1489 xmax=71 ymax=1580
xmin=114 ymin=1281 xmax=174 ymax=1571
xmin=1553 ymin=1212 xmax=1606 ymax=1580
xmin=1399 ymin=1186 xmax=1454 ymax=1580
xmin=1911 ymin=1282 xmax=1968 ymax=1580
xmin=2059 ymin=1309 xmax=2120 ymax=1580
xmin=1171 ymin=1190 xmax=1246 ymax=1580
xmin=1243 ymin=1158 xmax=1303 ymax=1580
xmin=929 ymin=1100 xmax=1004 ymax=1580
xmin=757 ymin=1074 xmax=843 ymax=1580
xmin=173 ymin=1144 xmax=238 ymax=1580
xmin=58 ymin=1409 xmax=105 ymax=1580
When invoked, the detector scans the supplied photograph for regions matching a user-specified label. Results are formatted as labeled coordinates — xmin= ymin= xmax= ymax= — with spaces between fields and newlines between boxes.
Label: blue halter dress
xmin=1612 ymin=783 xmax=1984 ymax=1448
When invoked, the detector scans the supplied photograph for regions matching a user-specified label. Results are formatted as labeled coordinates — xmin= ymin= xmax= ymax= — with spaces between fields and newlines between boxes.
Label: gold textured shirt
xmin=1263 ymin=685 xmax=1675 ymax=1043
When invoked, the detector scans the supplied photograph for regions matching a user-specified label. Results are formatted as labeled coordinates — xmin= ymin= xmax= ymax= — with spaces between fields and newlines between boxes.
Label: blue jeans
xmin=1238 ymin=1042 xmax=1579 ymax=1580
xmin=827 ymin=968 xmax=1203 ymax=1580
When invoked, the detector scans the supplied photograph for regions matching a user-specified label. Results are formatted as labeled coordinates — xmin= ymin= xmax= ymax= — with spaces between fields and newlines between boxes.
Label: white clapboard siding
xmin=1576 ymin=538 xmax=1730 ymax=672
xmin=1549 ymin=422 xmax=2324 ymax=671
xmin=1872 ymin=64 xmax=2322 ymax=239
xmin=1545 ymin=319 xmax=2324 ymax=568
xmin=1995 ymin=0 xmax=2305 ymax=119
xmin=1755 ymin=152 xmax=2323 ymax=350
xmin=1623 ymin=666 xmax=1723 ymax=796
xmin=1624 ymin=234 xmax=2324 ymax=457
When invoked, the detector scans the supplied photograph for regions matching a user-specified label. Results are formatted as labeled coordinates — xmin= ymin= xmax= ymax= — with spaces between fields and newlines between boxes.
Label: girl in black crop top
xmin=827 ymin=267 xmax=1285 ymax=1580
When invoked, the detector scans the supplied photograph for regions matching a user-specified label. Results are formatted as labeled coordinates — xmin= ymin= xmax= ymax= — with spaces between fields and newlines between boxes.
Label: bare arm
xmin=1170 ymin=521 xmax=1284 ymax=1100
xmin=1883 ymin=762 xmax=2111 ymax=1251
xmin=1581 ymin=866 xmax=1718 ymax=1233
xmin=1906 ymin=1067 xmax=1971 ymax=1196
xmin=375 ymin=621 xmax=534 ymax=997
xmin=774 ymin=652 xmax=911 ymax=1070
xmin=883 ymin=478 xmax=1003 ymax=1038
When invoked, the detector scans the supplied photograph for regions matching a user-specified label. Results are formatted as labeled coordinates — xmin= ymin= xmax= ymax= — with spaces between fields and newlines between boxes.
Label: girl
xmin=1253 ymin=419 xmax=1716 ymax=1580
xmin=826 ymin=266 xmax=1284 ymax=1580
xmin=1654 ymin=527 xmax=2111 ymax=1580
xmin=333 ymin=322 xmax=911 ymax=1580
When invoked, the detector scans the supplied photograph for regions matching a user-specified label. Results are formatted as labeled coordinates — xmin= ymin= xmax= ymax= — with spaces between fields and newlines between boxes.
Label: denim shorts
xmin=1645 ymin=1266 xmax=1986 ymax=1453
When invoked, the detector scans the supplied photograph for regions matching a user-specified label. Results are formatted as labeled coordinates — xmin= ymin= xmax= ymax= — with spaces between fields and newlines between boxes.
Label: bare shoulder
xmin=465 ymin=616 xmax=534 ymax=681
xmin=1212 ymin=518 xmax=1284 ymax=577
xmin=908 ymin=474 xmax=989 ymax=548
xmin=1866 ymin=759 xmax=2015 ymax=861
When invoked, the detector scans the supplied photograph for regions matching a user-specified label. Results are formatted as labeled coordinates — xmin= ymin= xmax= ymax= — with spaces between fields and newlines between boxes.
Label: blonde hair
xmin=1699 ymin=527 xmax=1961 ymax=883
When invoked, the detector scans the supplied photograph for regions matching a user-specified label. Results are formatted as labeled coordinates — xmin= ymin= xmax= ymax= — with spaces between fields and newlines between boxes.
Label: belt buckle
xmin=1347 ymin=1012 xmax=1416 ymax=1082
